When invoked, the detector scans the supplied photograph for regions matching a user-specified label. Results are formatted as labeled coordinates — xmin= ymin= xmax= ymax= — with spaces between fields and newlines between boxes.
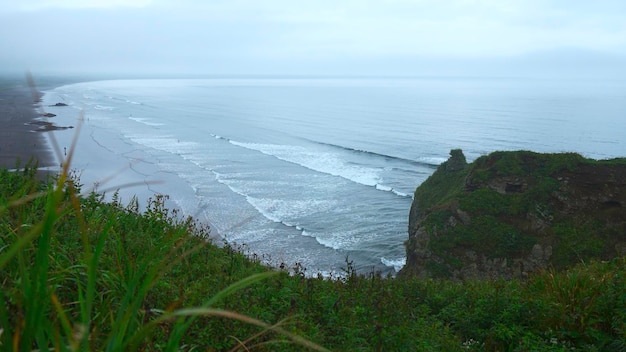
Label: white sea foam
xmin=392 ymin=189 xmax=411 ymax=198
xmin=94 ymin=105 xmax=114 ymax=111
xmin=380 ymin=256 xmax=406 ymax=272
xmin=246 ymin=197 xmax=335 ymax=224
xmin=128 ymin=116 xmax=165 ymax=127
xmin=312 ymin=235 xmax=344 ymax=250
xmin=210 ymin=174 xmax=295 ymax=230
xmin=418 ymin=156 xmax=447 ymax=165
xmin=228 ymin=140 xmax=411 ymax=198
xmin=302 ymin=228 xmax=364 ymax=251
xmin=229 ymin=141 xmax=381 ymax=187
xmin=246 ymin=196 xmax=282 ymax=223
xmin=211 ymin=171 xmax=337 ymax=227
xmin=128 ymin=135 xmax=199 ymax=154
xmin=375 ymin=184 xmax=392 ymax=192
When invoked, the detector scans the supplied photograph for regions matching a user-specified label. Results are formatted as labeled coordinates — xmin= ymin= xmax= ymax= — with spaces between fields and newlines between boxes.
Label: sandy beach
xmin=0 ymin=79 xmax=56 ymax=169
xmin=39 ymin=80 xmax=212 ymax=228
xmin=0 ymin=77 xmax=199 ymax=216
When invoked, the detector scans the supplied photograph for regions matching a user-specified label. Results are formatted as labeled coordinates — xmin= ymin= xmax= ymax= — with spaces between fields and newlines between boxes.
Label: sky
xmin=1 ymin=0 xmax=625 ymax=77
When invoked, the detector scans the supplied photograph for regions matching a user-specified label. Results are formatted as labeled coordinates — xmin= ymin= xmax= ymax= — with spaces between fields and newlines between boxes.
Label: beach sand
xmin=1 ymin=76 xmax=213 ymax=238
xmin=39 ymin=82 xmax=212 ymax=228
xmin=0 ymin=82 xmax=56 ymax=169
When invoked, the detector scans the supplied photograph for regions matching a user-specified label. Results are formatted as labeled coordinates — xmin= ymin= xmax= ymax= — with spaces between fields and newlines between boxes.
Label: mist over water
xmin=43 ymin=77 xmax=626 ymax=276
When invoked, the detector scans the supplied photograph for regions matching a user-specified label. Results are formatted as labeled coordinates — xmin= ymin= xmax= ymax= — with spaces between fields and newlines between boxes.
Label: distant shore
xmin=0 ymin=80 xmax=55 ymax=169
xmin=0 ymin=74 xmax=94 ymax=170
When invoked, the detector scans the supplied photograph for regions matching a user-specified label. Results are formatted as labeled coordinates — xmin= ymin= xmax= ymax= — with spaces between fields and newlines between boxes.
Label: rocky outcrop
xmin=445 ymin=148 xmax=467 ymax=172
xmin=400 ymin=150 xmax=626 ymax=280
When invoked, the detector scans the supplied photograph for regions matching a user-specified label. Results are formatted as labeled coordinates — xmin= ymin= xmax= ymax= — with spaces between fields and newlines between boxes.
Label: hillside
xmin=400 ymin=150 xmax=626 ymax=279
xmin=2 ymin=162 xmax=626 ymax=350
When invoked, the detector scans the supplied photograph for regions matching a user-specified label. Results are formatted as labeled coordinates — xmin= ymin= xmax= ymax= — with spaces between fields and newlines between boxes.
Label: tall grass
xmin=0 ymin=118 xmax=328 ymax=351
xmin=2 ymin=160 xmax=626 ymax=350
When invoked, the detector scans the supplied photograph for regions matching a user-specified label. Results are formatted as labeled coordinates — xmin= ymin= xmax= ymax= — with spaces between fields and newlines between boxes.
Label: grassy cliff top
xmin=414 ymin=150 xmax=626 ymax=213
xmin=405 ymin=150 xmax=626 ymax=280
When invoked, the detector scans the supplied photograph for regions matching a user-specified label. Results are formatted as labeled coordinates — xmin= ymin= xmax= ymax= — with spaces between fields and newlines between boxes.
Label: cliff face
xmin=400 ymin=150 xmax=626 ymax=280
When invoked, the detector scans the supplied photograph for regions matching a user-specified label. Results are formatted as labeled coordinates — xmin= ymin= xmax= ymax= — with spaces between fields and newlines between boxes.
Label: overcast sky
xmin=1 ymin=0 xmax=625 ymax=77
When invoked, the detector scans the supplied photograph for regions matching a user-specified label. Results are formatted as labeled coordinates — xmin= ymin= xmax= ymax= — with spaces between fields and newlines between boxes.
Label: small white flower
xmin=550 ymin=337 xmax=558 ymax=345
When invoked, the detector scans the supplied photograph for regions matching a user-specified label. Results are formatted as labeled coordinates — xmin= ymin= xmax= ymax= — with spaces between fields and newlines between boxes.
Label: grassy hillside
xmin=1 ymin=161 xmax=625 ymax=351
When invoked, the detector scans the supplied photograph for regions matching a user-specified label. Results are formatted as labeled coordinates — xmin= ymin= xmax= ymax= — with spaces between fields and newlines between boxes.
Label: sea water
xmin=42 ymin=77 xmax=626 ymax=276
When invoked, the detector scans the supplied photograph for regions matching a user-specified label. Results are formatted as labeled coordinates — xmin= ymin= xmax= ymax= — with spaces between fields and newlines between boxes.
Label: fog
xmin=1 ymin=0 xmax=625 ymax=77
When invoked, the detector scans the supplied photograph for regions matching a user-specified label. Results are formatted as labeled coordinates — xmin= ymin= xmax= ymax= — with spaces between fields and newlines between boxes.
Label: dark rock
xmin=50 ymin=102 xmax=68 ymax=107
xmin=445 ymin=149 xmax=467 ymax=172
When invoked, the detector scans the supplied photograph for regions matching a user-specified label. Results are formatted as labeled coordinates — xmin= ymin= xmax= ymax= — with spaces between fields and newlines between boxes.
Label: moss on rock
xmin=401 ymin=150 xmax=626 ymax=280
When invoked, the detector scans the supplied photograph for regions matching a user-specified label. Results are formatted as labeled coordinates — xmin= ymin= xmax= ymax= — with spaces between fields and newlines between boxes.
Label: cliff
xmin=400 ymin=149 xmax=626 ymax=280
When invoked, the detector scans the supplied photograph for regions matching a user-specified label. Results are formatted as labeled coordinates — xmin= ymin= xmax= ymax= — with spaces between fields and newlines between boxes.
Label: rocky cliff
xmin=399 ymin=150 xmax=626 ymax=280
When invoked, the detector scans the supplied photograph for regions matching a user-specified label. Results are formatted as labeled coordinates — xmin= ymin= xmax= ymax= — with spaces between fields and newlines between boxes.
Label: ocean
xmin=42 ymin=77 xmax=626 ymax=276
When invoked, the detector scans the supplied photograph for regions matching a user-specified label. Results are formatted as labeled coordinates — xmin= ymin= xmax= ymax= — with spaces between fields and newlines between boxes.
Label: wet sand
xmin=40 ymin=81 xmax=210 ymax=223
xmin=3 ymin=77 xmax=215 ymax=238
xmin=0 ymin=79 xmax=56 ymax=169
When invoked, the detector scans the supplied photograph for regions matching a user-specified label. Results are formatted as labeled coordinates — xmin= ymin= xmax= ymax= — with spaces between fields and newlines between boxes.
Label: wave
xmin=211 ymin=169 xmax=354 ymax=252
xmin=94 ymin=104 xmax=115 ymax=111
xmin=380 ymin=256 xmax=406 ymax=272
xmin=307 ymin=139 xmax=442 ymax=168
xmin=210 ymin=134 xmax=414 ymax=198
xmin=417 ymin=156 xmax=449 ymax=165
xmin=212 ymin=170 xmax=335 ymax=225
xmin=212 ymin=170 xmax=350 ymax=254
xmin=246 ymin=196 xmax=334 ymax=226
xmin=375 ymin=184 xmax=411 ymax=198
xmin=211 ymin=134 xmax=227 ymax=140
xmin=127 ymin=135 xmax=200 ymax=155
xmin=228 ymin=140 xmax=382 ymax=187
xmin=128 ymin=116 xmax=165 ymax=127
xmin=302 ymin=230 xmax=342 ymax=250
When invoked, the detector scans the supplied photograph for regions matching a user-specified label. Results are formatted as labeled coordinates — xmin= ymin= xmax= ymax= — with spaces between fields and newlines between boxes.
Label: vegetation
xmin=1 ymin=160 xmax=626 ymax=351
xmin=411 ymin=150 xmax=626 ymax=271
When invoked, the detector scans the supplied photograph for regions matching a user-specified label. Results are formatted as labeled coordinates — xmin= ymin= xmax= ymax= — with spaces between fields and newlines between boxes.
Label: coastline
xmin=0 ymin=79 xmax=55 ymax=169
xmin=1 ymin=75 xmax=220 ymax=243
xmin=40 ymin=80 xmax=220 ymax=241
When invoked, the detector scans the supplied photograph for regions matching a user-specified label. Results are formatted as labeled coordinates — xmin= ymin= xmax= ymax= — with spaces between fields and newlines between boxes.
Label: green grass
xmin=1 ymin=161 xmax=626 ymax=351
xmin=413 ymin=150 xmax=626 ymax=271
xmin=0 ymin=159 xmax=327 ymax=351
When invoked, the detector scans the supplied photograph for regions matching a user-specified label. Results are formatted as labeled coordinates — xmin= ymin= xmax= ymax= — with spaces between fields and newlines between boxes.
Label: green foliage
xmin=422 ymin=209 xmax=454 ymax=233
xmin=425 ymin=260 xmax=452 ymax=278
xmin=459 ymin=188 xmax=509 ymax=215
xmin=551 ymin=221 xmax=607 ymax=269
xmin=2 ymin=164 xmax=626 ymax=351
xmin=413 ymin=163 xmax=468 ymax=213
xmin=469 ymin=151 xmax=589 ymax=180
xmin=412 ymin=150 xmax=625 ymax=278
xmin=0 ymin=163 xmax=327 ymax=351
xmin=528 ymin=258 xmax=626 ymax=350
xmin=429 ymin=214 xmax=535 ymax=260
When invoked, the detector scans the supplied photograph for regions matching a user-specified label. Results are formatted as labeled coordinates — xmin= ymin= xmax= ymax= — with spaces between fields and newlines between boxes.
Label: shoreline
xmin=1 ymin=75 xmax=224 ymax=246
xmin=39 ymin=80 xmax=222 ymax=243
xmin=0 ymin=75 xmax=83 ymax=170
xmin=0 ymin=79 xmax=56 ymax=169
